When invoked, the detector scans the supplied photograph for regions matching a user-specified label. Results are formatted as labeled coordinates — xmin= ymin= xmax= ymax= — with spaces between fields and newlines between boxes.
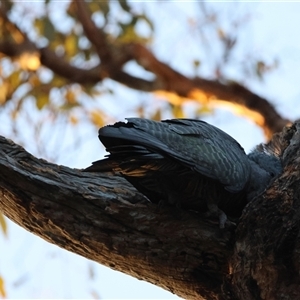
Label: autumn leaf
xmin=36 ymin=94 xmax=49 ymax=110
xmin=0 ymin=276 xmax=6 ymax=298
xmin=0 ymin=214 xmax=7 ymax=237
xmin=65 ymin=34 xmax=78 ymax=57
xmin=90 ymin=110 xmax=105 ymax=127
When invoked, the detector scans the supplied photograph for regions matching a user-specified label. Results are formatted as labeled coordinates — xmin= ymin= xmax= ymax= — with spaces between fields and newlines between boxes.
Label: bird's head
xmin=248 ymin=151 xmax=282 ymax=179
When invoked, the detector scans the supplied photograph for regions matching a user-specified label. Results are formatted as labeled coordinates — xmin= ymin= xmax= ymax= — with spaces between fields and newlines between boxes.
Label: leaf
xmin=5 ymin=71 xmax=21 ymax=100
xmin=8 ymin=71 xmax=21 ymax=89
xmin=36 ymin=93 xmax=49 ymax=110
xmin=90 ymin=110 xmax=105 ymax=128
xmin=48 ymin=32 xmax=66 ymax=51
xmin=60 ymin=103 xmax=79 ymax=110
xmin=44 ymin=18 xmax=55 ymax=42
xmin=118 ymin=24 xmax=150 ymax=44
xmin=65 ymin=34 xmax=78 ymax=57
xmin=172 ymin=105 xmax=185 ymax=119
xmin=117 ymin=13 xmax=153 ymax=44
xmin=69 ymin=114 xmax=78 ymax=125
xmin=65 ymin=88 xmax=77 ymax=104
xmin=0 ymin=214 xmax=7 ymax=237
xmin=0 ymin=276 xmax=6 ymax=298
xmin=0 ymin=83 xmax=9 ymax=105
xmin=52 ymin=76 xmax=66 ymax=88
xmin=89 ymin=1 xmax=101 ymax=14
xmin=196 ymin=105 xmax=213 ymax=115
xmin=34 ymin=18 xmax=44 ymax=36
xmin=34 ymin=17 xmax=55 ymax=42
xmin=151 ymin=109 xmax=161 ymax=121
xmin=29 ymin=74 xmax=41 ymax=87
xmin=60 ymin=88 xmax=79 ymax=110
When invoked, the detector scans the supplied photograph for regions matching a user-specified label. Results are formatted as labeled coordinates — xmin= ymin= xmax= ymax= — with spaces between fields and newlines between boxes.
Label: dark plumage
xmin=85 ymin=118 xmax=282 ymax=227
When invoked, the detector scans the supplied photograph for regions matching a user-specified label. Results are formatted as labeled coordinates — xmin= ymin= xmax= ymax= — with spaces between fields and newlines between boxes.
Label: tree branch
xmin=229 ymin=122 xmax=300 ymax=299
xmin=40 ymin=47 xmax=102 ymax=84
xmin=0 ymin=136 xmax=234 ymax=300
xmin=74 ymin=0 xmax=112 ymax=64
xmin=123 ymin=43 xmax=290 ymax=138
xmin=0 ymin=3 xmax=290 ymax=137
xmin=1 ymin=120 xmax=300 ymax=299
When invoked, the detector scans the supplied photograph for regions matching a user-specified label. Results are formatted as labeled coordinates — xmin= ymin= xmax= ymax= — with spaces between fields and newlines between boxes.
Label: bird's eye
xmin=270 ymin=172 xmax=275 ymax=177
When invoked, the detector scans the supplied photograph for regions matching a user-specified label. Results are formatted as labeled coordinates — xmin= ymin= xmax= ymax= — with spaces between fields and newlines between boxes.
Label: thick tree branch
xmin=0 ymin=40 xmax=152 ymax=88
xmin=0 ymin=136 xmax=234 ymax=300
xmin=229 ymin=122 xmax=300 ymax=299
xmin=1 ymin=120 xmax=300 ymax=299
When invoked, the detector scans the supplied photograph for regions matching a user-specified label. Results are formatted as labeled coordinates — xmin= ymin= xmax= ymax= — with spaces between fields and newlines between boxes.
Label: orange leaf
xmin=0 ymin=276 xmax=6 ymax=298
xmin=70 ymin=114 xmax=78 ymax=125
xmin=90 ymin=110 xmax=104 ymax=128
xmin=0 ymin=214 xmax=7 ymax=237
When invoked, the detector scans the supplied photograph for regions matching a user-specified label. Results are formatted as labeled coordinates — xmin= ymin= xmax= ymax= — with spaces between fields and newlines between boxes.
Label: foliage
xmin=0 ymin=0 xmax=154 ymax=134
xmin=0 ymin=1 xmax=279 ymax=158
xmin=0 ymin=276 xmax=6 ymax=299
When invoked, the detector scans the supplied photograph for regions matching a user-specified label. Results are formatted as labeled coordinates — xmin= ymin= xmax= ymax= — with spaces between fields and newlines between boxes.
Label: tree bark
xmin=0 ymin=121 xmax=299 ymax=299
xmin=0 ymin=136 xmax=233 ymax=300
xmin=229 ymin=122 xmax=300 ymax=300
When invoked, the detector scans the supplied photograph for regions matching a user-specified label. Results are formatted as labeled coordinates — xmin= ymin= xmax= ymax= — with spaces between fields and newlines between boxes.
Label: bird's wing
xmin=98 ymin=118 xmax=251 ymax=192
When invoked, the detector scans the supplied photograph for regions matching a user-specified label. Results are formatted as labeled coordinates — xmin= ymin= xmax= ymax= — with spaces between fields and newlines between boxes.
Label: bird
xmin=85 ymin=118 xmax=282 ymax=228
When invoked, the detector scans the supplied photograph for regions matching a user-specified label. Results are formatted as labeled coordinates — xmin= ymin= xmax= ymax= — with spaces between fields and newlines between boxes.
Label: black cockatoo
xmin=85 ymin=118 xmax=282 ymax=227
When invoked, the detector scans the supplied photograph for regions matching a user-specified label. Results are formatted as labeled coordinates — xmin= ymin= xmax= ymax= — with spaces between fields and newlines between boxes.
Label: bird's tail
xmin=84 ymin=159 xmax=118 ymax=172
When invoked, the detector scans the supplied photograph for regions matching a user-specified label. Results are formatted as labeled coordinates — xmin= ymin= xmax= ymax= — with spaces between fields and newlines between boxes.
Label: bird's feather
xmin=97 ymin=118 xmax=251 ymax=192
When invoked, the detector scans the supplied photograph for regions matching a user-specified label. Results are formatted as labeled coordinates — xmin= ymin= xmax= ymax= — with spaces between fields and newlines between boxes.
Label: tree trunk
xmin=0 ymin=121 xmax=299 ymax=299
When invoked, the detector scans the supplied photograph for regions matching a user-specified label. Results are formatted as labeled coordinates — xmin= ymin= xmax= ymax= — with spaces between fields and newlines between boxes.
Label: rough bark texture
xmin=0 ymin=121 xmax=300 ymax=299
xmin=0 ymin=136 xmax=233 ymax=300
xmin=229 ymin=122 xmax=300 ymax=300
